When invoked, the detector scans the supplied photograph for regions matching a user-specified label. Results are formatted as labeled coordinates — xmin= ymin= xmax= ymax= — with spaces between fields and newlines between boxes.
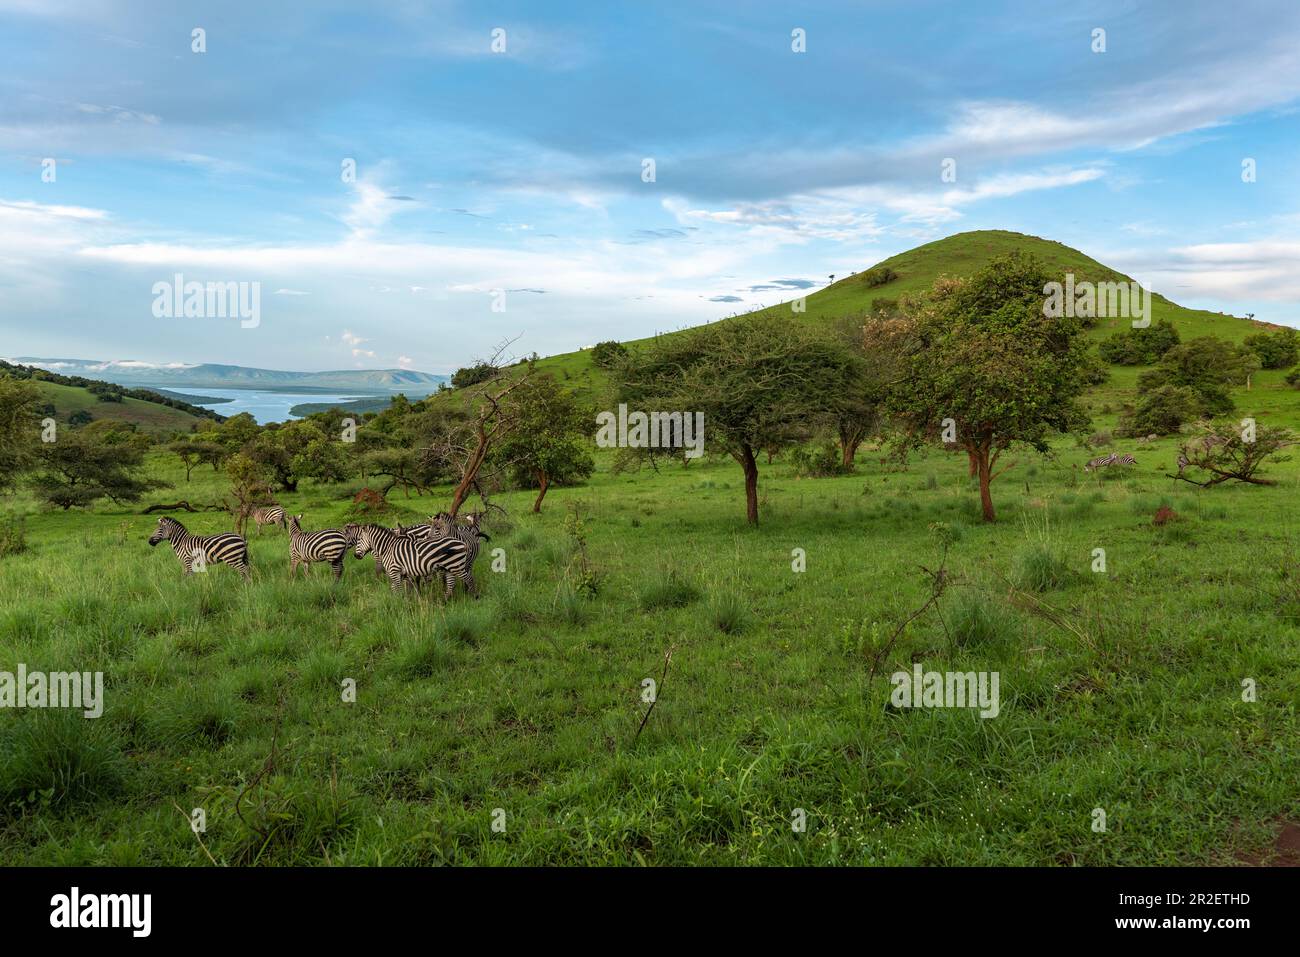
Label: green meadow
xmin=1 ymin=433 xmax=1298 ymax=865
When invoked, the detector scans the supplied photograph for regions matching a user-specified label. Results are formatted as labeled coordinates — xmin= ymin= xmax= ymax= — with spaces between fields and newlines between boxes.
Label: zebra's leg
xmin=464 ymin=568 xmax=478 ymax=598
xmin=443 ymin=571 xmax=455 ymax=601
xmin=331 ymin=558 xmax=344 ymax=583
xmin=387 ymin=567 xmax=403 ymax=593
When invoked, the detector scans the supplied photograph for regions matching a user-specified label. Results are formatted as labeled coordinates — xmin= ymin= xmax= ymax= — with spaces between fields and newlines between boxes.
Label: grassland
xmin=1 ymin=427 xmax=1299 ymax=865
xmin=2 ymin=229 xmax=1298 ymax=866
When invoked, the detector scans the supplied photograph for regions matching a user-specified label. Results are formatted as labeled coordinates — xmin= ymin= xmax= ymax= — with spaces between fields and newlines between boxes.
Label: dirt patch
xmin=1238 ymin=820 xmax=1300 ymax=866
xmin=1153 ymin=505 xmax=1180 ymax=526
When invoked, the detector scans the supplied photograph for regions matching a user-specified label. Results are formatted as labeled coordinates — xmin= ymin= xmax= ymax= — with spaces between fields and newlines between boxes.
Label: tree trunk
xmin=739 ymin=443 xmax=760 ymax=525
xmin=972 ymin=444 xmax=995 ymax=522
xmin=841 ymin=437 xmax=861 ymax=468
xmin=967 ymin=450 xmax=979 ymax=478
xmin=533 ymin=469 xmax=549 ymax=513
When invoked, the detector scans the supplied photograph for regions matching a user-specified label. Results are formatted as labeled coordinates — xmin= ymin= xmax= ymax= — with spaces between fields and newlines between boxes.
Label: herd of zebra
xmin=147 ymin=505 xmax=490 ymax=598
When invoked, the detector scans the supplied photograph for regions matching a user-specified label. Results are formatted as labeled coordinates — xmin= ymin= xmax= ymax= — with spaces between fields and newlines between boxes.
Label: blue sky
xmin=1 ymin=0 xmax=1299 ymax=374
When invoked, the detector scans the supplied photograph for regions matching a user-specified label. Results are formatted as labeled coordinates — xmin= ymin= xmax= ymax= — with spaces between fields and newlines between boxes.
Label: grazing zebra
xmin=405 ymin=511 xmax=491 ymax=595
xmin=353 ymin=524 xmax=472 ymax=597
xmin=343 ymin=523 xmax=409 ymax=580
xmin=1085 ymin=452 xmax=1137 ymax=472
xmin=248 ymin=504 xmax=286 ymax=534
xmin=148 ymin=516 xmax=250 ymax=580
xmin=287 ymin=515 xmax=350 ymax=582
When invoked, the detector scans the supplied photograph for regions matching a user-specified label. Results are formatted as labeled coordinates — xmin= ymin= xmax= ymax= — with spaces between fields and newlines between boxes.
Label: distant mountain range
xmin=6 ymin=358 xmax=448 ymax=394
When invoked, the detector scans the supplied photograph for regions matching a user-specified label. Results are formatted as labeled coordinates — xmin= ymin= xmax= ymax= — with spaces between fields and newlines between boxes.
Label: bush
xmin=788 ymin=442 xmax=853 ymax=478
xmin=1243 ymin=327 xmax=1298 ymax=370
xmin=450 ymin=362 xmax=499 ymax=389
xmin=1097 ymin=319 xmax=1180 ymax=365
xmin=861 ymin=266 xmax=899 ymax=288
xmin=590 ymin=340 xmax=628 ymax=369
xmin=1118 ymin=384 xmax=1201 ymax=436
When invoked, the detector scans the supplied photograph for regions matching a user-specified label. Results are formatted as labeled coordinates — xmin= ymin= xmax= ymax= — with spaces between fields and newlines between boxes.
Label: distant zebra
xmin=353 ymin=524 xmax=472 ymax=597
xmin=248 ymin=504 xmax=286 ymax=534
xmin=148 ymin=516 xmax=250 ymax=580
xmin=1177 ymin=452 xmax=1190 ymax=475
xmin=405 ymin=511 xmax=491 ymax=596
xmin=287 ymin=515 xmax=350 ymax=582
xmin=1085 ymin=452 xmax=1137 ymax=472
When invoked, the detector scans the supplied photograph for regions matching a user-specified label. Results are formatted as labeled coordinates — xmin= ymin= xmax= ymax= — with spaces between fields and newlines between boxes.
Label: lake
xmin=165 ymin=388 xmax=371 ymax=424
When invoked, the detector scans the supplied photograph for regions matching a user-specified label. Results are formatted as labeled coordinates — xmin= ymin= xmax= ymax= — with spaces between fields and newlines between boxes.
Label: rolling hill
xmin=29 ymin=380 xmax=214 ymax=435
xmin=491 ymin=229 xmax=1279 ymax=407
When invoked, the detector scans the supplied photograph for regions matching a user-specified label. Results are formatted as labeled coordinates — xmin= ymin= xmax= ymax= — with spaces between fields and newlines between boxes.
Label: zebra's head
xmin=428 ymin=512 xmax=454 ymax=538
xmin=289 ymin=514 xmax=303 ymax=532
xmin=353 ymin=524 xmax=376 ymax=558
xmin=148 ymin=516 xmax=182 ymax=546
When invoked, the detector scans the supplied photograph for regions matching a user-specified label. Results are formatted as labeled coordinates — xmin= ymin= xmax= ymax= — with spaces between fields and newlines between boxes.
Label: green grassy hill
xmin=498 ymin=230 xmax=1275 ymax=410
xmin=33 ymin=380 xmax=210 ymax=435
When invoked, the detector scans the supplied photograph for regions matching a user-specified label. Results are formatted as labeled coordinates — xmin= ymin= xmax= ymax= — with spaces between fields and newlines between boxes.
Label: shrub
xmin=450 ymin=362 xmax=499 ymax=389
xmin=861 ymin=266 xmax=899 ymax=288
xmin=1243 ymin=327 xmax=1298 ymax=370
xmin=1097 ymin=319 xmax=1180 ymax=365
xmin=590 ymin=340 xmax=629 ymax=369
xmin=1117 ymin=384 xmax=1201 ymax=436
xmin=788 ymin=442 xmax=853 ymax=478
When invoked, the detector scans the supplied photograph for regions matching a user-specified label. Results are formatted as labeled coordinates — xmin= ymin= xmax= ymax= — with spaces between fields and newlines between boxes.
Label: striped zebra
xmin=1177 ymin=452 xmax=1190 ymax=475
xmin=248 ymin=504 xmax=286 ymax=534
xmin=353 ymin=524 xmax=472 ymax=597
xmin=148 ymin=516 xmax=250 ymax=580
xmin=404 ymin=511 xmax=490 ymax=596
xmin=343 ymin=523 xmax=410 ymax=580
xmin=1085 ymin=452 xmax=1136 ymax=472
xmin=287 ymin=515 xmax=350 ymax=582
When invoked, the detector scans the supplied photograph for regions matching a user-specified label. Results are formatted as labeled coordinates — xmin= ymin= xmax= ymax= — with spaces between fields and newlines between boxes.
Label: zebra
xmin=1177 ymin=452 xmax=1191 ymax=475
xmin=287 ymin=514 xmax=350 ymax=582
xmin=148 ymin=516 xmax=250 ymax=580
xmin=404 ymin=511 xmax=491 ymax=596
xmin=248 ymin=504 xmax=286 ymax=534
xmin=1085 ymin=452 xmax=1136 ymax=472
xmin=342 ymin=523 xmax=410 ymax=580
xmin=353 ymin=524 xmax=473 ymax=597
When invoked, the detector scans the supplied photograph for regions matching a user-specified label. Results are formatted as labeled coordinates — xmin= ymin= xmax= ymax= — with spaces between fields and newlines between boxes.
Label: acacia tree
xmin=29 ymin=421 xmax=167 ymax=509
xmin=493 ymin=374 xmax=594 ymax=512
xmin=617 ymin=314 xmax=861 ymax=524
xmin=890 ymin=254 xmax=1092 ymax=522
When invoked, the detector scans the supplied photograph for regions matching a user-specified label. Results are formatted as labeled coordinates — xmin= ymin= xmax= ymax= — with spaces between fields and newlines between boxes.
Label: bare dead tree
xmin=421 ymin=335 xmax=533 ymax=517
xmin=1167 ymin=423 xmax=1294 ymax=487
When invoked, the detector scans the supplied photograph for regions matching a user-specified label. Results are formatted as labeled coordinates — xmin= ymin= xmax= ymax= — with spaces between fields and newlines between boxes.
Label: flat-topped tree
xmin=617 ymin=313 xmax=862 ymax=525
xmin=889 ymin=253 xmax=1091 ymax=522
